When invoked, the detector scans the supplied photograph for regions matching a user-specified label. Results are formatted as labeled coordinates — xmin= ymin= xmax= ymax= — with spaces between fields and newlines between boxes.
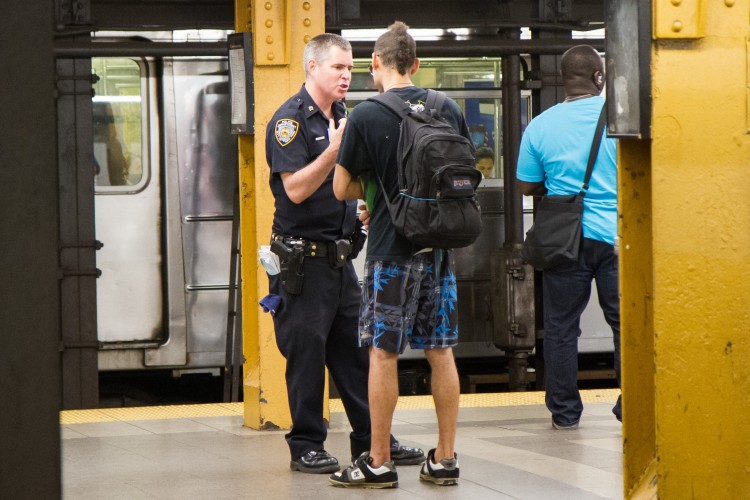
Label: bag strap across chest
xmin=579 ymin=103 xmax=607 ymax=196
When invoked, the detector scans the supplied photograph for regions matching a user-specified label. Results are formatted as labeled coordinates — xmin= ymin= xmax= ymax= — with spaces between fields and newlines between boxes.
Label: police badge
xmin=275 ymin=119 xmax=299 ymax=147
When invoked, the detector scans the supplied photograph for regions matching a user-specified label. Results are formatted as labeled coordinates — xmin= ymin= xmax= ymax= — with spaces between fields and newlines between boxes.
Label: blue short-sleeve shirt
xmin=516 ymin=96 xmax=618 ymax=245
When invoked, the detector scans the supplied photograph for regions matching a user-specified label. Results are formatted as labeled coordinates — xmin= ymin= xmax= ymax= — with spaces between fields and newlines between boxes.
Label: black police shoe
xmin=290 ymin=449 xmax=340 ymax=474
xmin=390 ymin=441 xmax=426 ymax=465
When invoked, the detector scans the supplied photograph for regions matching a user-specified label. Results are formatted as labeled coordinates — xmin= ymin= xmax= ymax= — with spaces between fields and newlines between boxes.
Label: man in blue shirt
xmin=516 ymin=45 xmax=622 ymax=429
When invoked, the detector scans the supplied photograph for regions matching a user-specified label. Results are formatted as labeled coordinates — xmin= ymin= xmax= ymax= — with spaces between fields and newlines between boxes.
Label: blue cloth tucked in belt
xmin=259 ymin=294 xmax=282 ymax=316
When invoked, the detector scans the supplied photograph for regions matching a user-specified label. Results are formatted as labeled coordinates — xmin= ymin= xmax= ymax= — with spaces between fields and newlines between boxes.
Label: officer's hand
xmin=358 ymin=203 xmax=370 ymax=231
xmin=328 ymin=118 xmax=347 ymax=151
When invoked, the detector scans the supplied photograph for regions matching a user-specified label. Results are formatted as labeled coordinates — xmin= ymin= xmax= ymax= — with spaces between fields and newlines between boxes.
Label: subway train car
xmin=93 ymin=48 xmax=238 ymax=373
xmin=91 ymin=31 xmax=614 ymax=383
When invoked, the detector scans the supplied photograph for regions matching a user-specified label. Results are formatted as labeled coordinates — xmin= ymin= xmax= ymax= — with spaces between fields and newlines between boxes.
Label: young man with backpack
xmin=330 ymin=21 xmax=476 ymax=488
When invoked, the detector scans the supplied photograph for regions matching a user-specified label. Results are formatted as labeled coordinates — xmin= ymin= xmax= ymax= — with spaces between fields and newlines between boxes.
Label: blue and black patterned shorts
xmin=359 ymin=250 xmax=459 ymax=354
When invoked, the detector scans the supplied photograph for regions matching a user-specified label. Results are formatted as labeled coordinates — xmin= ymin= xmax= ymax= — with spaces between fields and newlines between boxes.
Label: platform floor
xmin=61 ymin=390 xmax=623 ymax=499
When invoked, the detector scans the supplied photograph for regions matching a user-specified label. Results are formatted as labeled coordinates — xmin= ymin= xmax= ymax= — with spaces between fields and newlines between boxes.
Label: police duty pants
xmin=270 ymin=258 xmax=374 ymax=460
xmin=542 ymin=237 xmax=622 ymax=427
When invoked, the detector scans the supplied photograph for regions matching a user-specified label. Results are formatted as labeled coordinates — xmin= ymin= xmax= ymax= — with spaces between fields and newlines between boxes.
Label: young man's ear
xmin=409 ymin=58 xmax=420 ymax=75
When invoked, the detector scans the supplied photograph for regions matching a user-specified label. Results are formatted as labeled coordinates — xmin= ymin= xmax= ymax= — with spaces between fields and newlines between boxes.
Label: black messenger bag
xmin=520 ymin=103 xmax=606 ymax=270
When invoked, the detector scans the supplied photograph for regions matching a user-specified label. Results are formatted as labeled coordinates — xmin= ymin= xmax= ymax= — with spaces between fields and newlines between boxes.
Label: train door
xmin=93 ymin=58 xmax=164 ymax=353
xmin=346 ymin=57 xmax=515 ymax=359
xmin=166 ymin=58 xmax=235 ymax=369
xmin=94 ymin=55 xmax=235 ymax=371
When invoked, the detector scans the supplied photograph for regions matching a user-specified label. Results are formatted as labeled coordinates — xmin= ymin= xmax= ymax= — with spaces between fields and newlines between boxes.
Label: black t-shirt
xmin=337 ymin=87 xmax=471 ymax=261
xmin=266 ymin=85 xmax=356 ymax=241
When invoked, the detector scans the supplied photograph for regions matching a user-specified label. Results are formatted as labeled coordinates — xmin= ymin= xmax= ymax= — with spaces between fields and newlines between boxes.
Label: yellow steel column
xmin=619 ymin=140 xmax=656 ymax=498
xmin=622 ymin=1 xmax=750 ymax=497
xmin=235 ymin=0 xmax=326 ymax=429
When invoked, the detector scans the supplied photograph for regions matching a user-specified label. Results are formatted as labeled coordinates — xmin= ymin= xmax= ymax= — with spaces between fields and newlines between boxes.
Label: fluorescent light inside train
xmin=92 ymin=96 xmax=142 ymax=103
xmin=343 ymin=27 xmax=603 ymax=41
xmin=342 ymin=28 xmax=444 ymax=41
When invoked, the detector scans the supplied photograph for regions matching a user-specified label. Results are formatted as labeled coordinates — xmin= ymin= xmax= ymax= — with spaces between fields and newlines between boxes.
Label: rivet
xmin=311 ymin=251 xmax=316 ymax=256
xmin=266 ymin=35 xmax=274 ymax=44
xmin=265 ymin=19 xmax=273 ymax=28
xmin=267 ymin=52 xmax=275 ymax=60
xmin=303 ymin=2 xmax=311 ymax=10
xmin=303 ymin=35 xmax=311 ymax=43
xmin=264 ymin=2 xmax=272 ymax=10
xmin=340 ymin=254 xmax=345 ymax=260
xmin=670 ymin=0 xmax=681 ymax=5
xmin=672 ymin=20 xmax=683 ymax=32
xmin=725 ymin=0 xmax=735 ymax=6
xmin=303 ymin=18 xmax=311 ymax=27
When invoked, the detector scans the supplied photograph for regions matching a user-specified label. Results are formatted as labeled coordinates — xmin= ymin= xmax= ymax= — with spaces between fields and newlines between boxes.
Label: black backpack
xmin=369 ymin=89 xmax=483 ymax=249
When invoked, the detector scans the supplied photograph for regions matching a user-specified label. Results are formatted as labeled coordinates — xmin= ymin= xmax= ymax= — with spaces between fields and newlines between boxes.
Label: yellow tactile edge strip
xmin=60 ymin=403 xmax=245 ymax=425
xmin=61 ymin=389 xmax=620 ymax=425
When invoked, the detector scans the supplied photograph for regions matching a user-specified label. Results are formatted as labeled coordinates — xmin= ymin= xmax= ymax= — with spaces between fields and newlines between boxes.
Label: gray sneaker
xmin=419 ymin=448 xmax=459 ymax=486
xmin=329 ymin=452 xmax=398 ymax=489
xmin=551 ymin=418 xmax=580 ymax=430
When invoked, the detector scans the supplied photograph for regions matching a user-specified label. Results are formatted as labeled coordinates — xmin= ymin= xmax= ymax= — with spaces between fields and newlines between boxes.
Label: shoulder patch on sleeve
xmin=274 ymin=119 xmax=299 ymax=147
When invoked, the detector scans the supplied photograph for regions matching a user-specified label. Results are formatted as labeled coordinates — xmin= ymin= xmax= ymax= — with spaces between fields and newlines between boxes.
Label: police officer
xmin=265 ymin=33 xmax=424 ymax=474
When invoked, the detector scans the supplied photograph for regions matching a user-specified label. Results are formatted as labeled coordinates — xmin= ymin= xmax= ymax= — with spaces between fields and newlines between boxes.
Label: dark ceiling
xmin=80 ymin=0 xmax=605 ymax=32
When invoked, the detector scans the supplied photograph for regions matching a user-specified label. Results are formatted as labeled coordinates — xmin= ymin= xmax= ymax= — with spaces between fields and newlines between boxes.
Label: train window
xmin=351 ymin=57 xmax=502 ymax=91
xmin=92 ymin=57 xmax=148 ymax=192
xmin=349 ymin=57 xmax=512 ymax=179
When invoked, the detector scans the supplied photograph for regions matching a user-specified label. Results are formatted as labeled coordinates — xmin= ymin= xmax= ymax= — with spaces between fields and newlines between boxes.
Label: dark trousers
xmin=542 ymin=237 xmax=622 ymax=426
xmin=269 ymin=258 xmax=376 ymax=460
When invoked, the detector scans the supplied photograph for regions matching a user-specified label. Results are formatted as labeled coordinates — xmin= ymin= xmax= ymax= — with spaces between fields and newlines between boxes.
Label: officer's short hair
xmin=373 ymin=21 xmax=416 ymax=76
xmin=303 ymin=33 xmax=352 ymax=76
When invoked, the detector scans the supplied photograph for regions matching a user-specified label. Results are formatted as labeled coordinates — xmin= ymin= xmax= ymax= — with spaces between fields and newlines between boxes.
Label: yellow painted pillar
xmin=619 ymin=139 xmax=656 ymax=497
xmin=235 ymin=0 xmax=326 ymax=429
xmin=622 ymin=1 xmax=750 ymax=497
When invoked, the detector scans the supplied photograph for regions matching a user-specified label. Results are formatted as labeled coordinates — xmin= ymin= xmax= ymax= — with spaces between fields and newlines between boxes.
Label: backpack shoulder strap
xmin=367 ymin=92 xmax=410 ymax=208
xmin=368 ymin=91 xmax=410 ymax=119
xmin=425 ymin=89 xmax=447 ymax=114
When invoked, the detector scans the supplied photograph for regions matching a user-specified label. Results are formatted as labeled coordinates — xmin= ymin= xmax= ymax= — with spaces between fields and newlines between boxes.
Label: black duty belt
xmin=303 ymin=241 xmax=329 ymax=258
xmin=271 ymin=234 xmax=331 ymax=258
xmin=272 ymin=230 xmax=364 ymax=268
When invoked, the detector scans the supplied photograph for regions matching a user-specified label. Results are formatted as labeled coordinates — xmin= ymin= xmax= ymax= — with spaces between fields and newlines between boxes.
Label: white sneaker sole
xmin=419 ymin=472 xmax=458 ymax=486
xmin=328 ymin=477 xmax=398 ymax=488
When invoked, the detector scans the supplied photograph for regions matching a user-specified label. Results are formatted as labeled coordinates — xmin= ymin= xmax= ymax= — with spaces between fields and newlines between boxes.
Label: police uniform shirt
xmin=266 ymin=85 xmax=356 ymax=241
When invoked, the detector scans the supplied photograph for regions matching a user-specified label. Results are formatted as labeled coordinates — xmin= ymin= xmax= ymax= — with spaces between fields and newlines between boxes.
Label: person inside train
xmin=93 ymin=102 xmax=130 ymax=186
xmin=263 ymin=32 xmax=424 ymax=476
xmin=331 ymin=21 xmax=467 ymax=488
xmin=475 ymin=147 xmax=495 ymax=179
xmin=516 ymin=44 xmax=622 ymax=429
